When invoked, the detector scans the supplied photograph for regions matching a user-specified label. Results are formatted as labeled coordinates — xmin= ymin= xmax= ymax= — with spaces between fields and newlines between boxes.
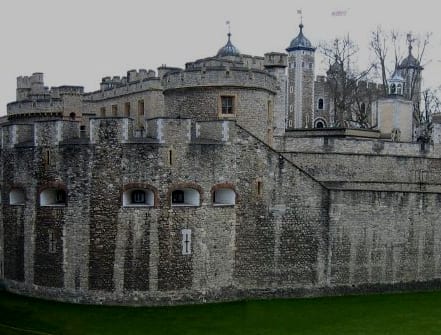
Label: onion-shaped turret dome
xmin=217 ymin=33 xmax=240 ymax=57
xmin=398 ymin=43 xmax=423 ymax=70
xmin=286 ymin=23 xmax=316 ymax=52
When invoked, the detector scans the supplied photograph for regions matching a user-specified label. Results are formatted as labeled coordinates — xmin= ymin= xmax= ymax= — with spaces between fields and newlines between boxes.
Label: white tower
xmin=286 ymin=23 xmax=316 ymax=129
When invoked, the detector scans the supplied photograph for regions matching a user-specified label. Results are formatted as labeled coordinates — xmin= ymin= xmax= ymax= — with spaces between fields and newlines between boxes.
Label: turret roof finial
xmin=407 ymin=32 xmax=413 ymax=56
xmin=216 ymin=20 xmax=240 ymax=57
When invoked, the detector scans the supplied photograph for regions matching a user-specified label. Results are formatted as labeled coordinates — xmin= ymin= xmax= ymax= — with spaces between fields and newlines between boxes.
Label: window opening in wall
xmin=171 ymin=188 xmax=200 ymax=207
xmin=40 ymin=189 xmax=66 ymax=206
xmin=318 ymin=98 xmax=324 ymax=110
xmin=397 ymin=84 xmax=402 ymax=95
xmin=288 ymin=119 xmax=293 ymax=127
xmin=122 ymin=189 xmax=154 ymax=206
xmin=124 ymin=102 xmax=130 ymax=117
xmin=316 ymin=121 xmax=324 ymax=128
xmin=56 ymin=190 xmax=66 ymax=204
xmin=132 ymin=190 xmax=146 ymax=204
xmin=213 ymin=188 xmax=236 ymax=206
xmin=289 ymin=105 xmax=293 ymax=112
xmin=100 ymin=107 xmax=106 ymax=117
xmin=172 ymin=190 xmax=184 ymax=204
xmin=80 ymin=125 xmax=86 ymax=138
xmin=257 ymin=181 xmax=263 ymax=196
xmin=290 ymin=86 xmax=294 ymax=93
xmin=360 ymin=103 xmax=366 ymax=113
xmin=9 ymin=189 xmax=25 ymax=205
xmin=112 ymin=104 xmax=118 ymax=116
xmin=48 ymin=229 xmax=57 ymax=253
xmin=390 ymin=83 xmax=396 ymax=95
xmin=168 ymin=149 xmax=173 ymax=165
xmin=69 ymin=112 xmax=76 ymax=120
xmin=221 ymin=96 xmax=234 ymax=114
xmin=181 ymin=229 xmax=191 ymax=255
xmin=138 ymin=100 xmax=145 ymax=116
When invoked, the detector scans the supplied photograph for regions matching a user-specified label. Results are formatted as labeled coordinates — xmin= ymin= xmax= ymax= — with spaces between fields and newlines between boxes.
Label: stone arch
xmin=211 ymin=182 xmax=238 ymax=206
xmin=121 ymin=183 xmax=159 ymax=207
xmin=38 ymin=182 xmax=68 ymax=207
xmin=167 ymin=182 xmax=203 ymax=207
xmin=314 ymin=118 xmax=327 ymax=128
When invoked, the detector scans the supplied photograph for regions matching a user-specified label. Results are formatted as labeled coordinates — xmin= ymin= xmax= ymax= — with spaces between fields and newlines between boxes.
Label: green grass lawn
xmin=1 ymin=290 xmax=441 ymax=334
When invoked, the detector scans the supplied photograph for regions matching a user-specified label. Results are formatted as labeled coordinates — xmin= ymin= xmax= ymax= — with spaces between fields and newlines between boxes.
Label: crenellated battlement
xmin=162 ymin=67 xmax=277 ymax=93
xmin=0 ymin=117 xmax=235 ymax=149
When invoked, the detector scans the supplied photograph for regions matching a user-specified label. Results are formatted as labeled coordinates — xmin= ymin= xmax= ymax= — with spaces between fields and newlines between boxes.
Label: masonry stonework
xmin=2 ymin=25 xmax=441 ymax=306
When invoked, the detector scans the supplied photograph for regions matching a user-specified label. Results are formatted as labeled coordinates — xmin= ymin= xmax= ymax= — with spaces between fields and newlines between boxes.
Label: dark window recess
xmin=56 ymin=190 xmax=66 ymax=204
xmin=132 ymin=190 xmax=146 ymax=204
xmin=318 ymin=98 xmax=324 ymax=110
xmin=172 ymin=190 xmax=185 ymax=204
xmin=316 ymin=121 xmax=324 ymax=128
xmin=221 ymin=96 xmax=234 ymax=114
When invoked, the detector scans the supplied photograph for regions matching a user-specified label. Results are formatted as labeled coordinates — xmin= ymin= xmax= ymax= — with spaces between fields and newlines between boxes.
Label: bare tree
xmin=414 ymin=88 xmax=441 ymax=142
xmin=369 ymin=28 xmax=431 ymax=102
xmin=320 ymin=36 xmax=377 ymax=128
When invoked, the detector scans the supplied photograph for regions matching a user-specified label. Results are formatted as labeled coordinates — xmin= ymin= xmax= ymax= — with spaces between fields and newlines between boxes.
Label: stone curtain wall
xmin=329 ymin=190 xmax=441 ymax=286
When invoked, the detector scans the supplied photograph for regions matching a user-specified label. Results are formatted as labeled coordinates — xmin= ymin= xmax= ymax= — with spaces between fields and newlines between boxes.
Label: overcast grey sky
xmin=1 ymin=0 xmax=440 ymax=115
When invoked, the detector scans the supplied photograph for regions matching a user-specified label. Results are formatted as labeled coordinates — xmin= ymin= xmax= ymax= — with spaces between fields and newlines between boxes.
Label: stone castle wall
xmin=1 ymin=117 xmax=441 ymax=305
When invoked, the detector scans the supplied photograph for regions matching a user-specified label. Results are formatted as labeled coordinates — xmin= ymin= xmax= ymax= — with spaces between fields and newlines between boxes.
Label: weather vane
xmin=297 ymin=9 xmax=303 ymax=24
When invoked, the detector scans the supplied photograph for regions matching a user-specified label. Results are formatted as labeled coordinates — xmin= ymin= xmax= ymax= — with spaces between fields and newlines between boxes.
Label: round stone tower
xmin=162 ymin=34 xmax=277 ymax=144
xmin=286 ymin=22 xmax=316 ymax=129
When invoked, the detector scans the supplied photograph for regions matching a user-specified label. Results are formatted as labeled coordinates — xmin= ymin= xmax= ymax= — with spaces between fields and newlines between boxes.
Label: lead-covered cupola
xmin=217 ymin=32 xmax=240 ymax=57
xmin=286 ymin=23 xmax=316 ymax=52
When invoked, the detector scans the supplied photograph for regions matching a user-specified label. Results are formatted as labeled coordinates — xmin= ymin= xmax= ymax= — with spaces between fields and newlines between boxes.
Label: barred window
xmin=221 ymin=96 xmax=234 ymax=114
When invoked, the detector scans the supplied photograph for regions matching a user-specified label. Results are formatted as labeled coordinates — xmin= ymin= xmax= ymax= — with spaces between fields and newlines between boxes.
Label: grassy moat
xmin=1 ymin=290 xmax=441 ymax=334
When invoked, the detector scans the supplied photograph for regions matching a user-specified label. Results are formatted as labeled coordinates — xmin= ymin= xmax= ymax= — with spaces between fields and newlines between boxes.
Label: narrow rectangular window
xmin=290 ymin=86 xmax=294 ymax=93
xmin=168 ymin=149 xmax=173 ymax=165
xmin=112 ymin=104 xmax=118 ymax=116
xmin=221 ymin=96 xmax=234 ymax=114
xmin=124 ymin=102 xmax=131 ymax=117
xmin=257 ymin=180 xmax=263 ymax=196
xmin=48 ymin=230 xmax=56 ymax=253
xmin=288 ymin=119 xmax=293 ymax=127
xmin=138 ymin=100 xmax=145 ymax=116
xmin=181 ymin=229 xmax=191 ymax=255
xmin=100 ymin=107 xmax=106 ymax=117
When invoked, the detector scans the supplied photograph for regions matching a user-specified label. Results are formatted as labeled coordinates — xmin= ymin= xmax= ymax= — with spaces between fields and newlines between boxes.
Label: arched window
xmin=69 ymin=112 xmax=76 ymax=120
xmin=123 ymin=189 xmax=154 ymax=207
xmin=318 ymin=98 xmax=324 ymax=110
xmin=9 ymin=188 xmax=25 ymax=205
xmin=314 ymin=118 xmax=327 ymax=129
xmin=390 ymin=83 xmax=396 ymax=95
xmin=40 ymin=188 xmax=67 ymax=206
xmin=171 ymin=188 xmax=200 ymax=207
xmin=213 ymin=188 xmax=236 ymax=206
xmin=360 ymin=103 xmax=366 ymax=113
